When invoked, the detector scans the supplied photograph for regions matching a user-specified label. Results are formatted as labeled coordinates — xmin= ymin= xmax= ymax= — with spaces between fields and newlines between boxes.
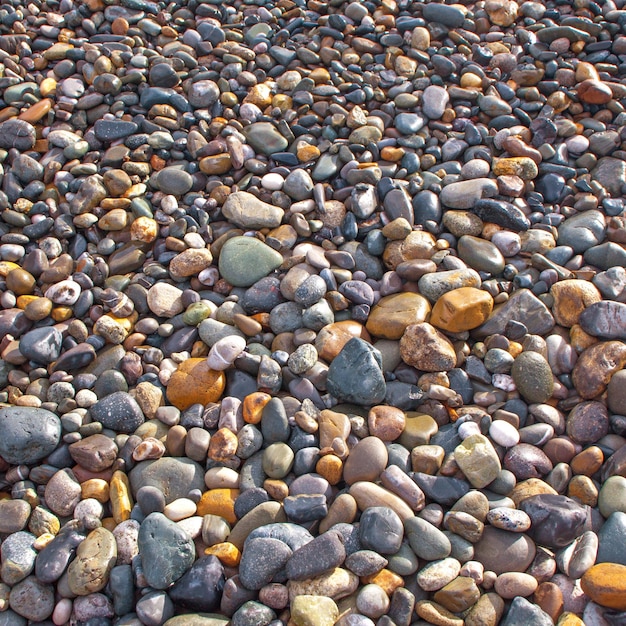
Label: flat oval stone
xmin=0 ymin=407 xmax=61 ymax=464
xmin=581 ymin=563 xmax=626 ymax=610
xmin=473 ymin=527 xmax=536 ymax=574
xmin=366 ymin=292 xmax=431 ymax=340
xmin=219 ymin=237 xmax=283 ymax=288
xmin=343 ymin=437 xmax=388 ymax=484
xmin=67 ymin=527 xmax=117 ymax=595
xmin=404 ymin=516 xmax=451 ymax=560
xmin=440 ymin=178 xmax=498 ymax=209
xmin=222 ymin=192 xmax=284 ymax=229
xmin=137 ymin=512 xmax=195 ymax=590
xmin=416 ymin=558 xmax=461 ymax=592
xmin=511 ymin=351 xmax=554 ymax=404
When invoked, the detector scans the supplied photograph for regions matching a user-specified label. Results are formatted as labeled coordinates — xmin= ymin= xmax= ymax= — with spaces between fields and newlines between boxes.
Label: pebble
xmin=0 ymin=0 xmax=622 ymax=621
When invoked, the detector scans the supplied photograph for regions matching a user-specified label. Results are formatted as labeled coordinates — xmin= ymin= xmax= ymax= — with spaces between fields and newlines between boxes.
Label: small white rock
xmin=207 ymin=335 xmax=247 ymax=370
xmin=489 ymin=419 xmax=520 ymax=448
xmin=45 ymin=279 xmax=82 ymax=305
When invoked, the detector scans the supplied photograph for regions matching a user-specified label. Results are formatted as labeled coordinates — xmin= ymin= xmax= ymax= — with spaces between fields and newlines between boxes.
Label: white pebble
xmin=261 ymin=173 xmax=284 ymax=191
xmin=164 ymin=497 xmax=197 ymax=522
xmin=458 ymin=421 xmax=481 ymax=440
xmin=45 ymin=279 xmax=82 ymax=305
xmin=74 ymin=389 xmax=98 ymax=408
xmin=489 ymin=420 xmax=520 ymax=448
xmin=207 ymin=335 xmax=247 ymax=370
xmin=176 ymin=515 xmax=203 ymax=539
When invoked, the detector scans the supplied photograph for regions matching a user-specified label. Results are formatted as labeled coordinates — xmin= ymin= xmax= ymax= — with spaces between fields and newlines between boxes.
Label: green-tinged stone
xmin=218 ymin=237 xmax=283 ymax=288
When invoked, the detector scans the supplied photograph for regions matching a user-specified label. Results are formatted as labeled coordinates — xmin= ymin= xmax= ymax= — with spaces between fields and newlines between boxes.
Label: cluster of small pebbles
xmin=3 ymin=0 xmax=626 ymax=624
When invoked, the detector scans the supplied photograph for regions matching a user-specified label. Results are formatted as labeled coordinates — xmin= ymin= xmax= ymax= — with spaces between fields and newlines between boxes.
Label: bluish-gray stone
xmin=0 ymin=407 xmax=61 ymax=465
xmin=90 ymin=391 xmax=144 ymax=433
xmin=326 ymin=338 xmax=386 ymax=405
xmin=137 ymin=513 xmax=195 ymax=590
xmin=18 ymin=327 xmax=62 ymax=364
xmin=239 ymin=537 xmax=292 ymax=590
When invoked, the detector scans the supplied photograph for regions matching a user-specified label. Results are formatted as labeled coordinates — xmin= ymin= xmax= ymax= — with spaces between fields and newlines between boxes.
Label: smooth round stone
xmin=511 ymin=351 xmax=554 ymax=403
xmin=486 ymin=508 xmax=531 ymax=533
xmin=219 ymin=237 xmax=283 ymax=288
xmin=473 ymin=527 xmax=536 ymax=574
xmin=572 ymin=340 xmax=626 ymax=400
xmin=557 ymin=210 xmax=606 ymax=254
xmin=418 ymin=269 xmax=482 ymax=303
xmin=239 ymin=537 xmax=292 ymax=590
xmin=356 ymin=584 xmax=389 ymax=619
xmin=8 ymin=576 xmax=54 ymax=622
xmin=284 ymin=170 xmax=314 ymax=200
xmin=0 ymin=407 xmax=61 ymax=464
xmin=343 ymin=437 xmax=388 ymax=484
xmin=359 ymin=506 xmax=403 ymax=555
xmin=557 ymin=531 xmax=598 ymax=579
xmin=457 ymin=236 xmax=505 ymax=275
xmin=422 ymin=85 xmax=449 ymax=119
xmin=417 ymin=558 xmax=461 ymax=592
xmin=157 ymin=168 xmax=193 ymax=196
xmin=0 ymin=120 xmax=36 ymax=151
xmin=366 ymin=293 xmax=431 ymax=340
xmin=566 ymin=401 xmax=608 ymax=445
xmin=495 ymin=572 xmax=538 ymax=599
xmin=263 ymin=443 xmax=294 ymax=478
xmin=44 ymin=279 xmax=81 ymax=304
xmin=489 ymin=420 xmax=520 ymax=448
xmin=598 ymin=476 xmax=626 ymax=518
xmin=243 ymin=122 xmax=288 ymax=156
xmin=404 ymin=516 xmax=451 ymax=561
xmin=207 ymin=335 xmax=247 ymax=370
xmin=581 ymin=563 xmax=626 ymax=611
xmin=597 ymin=512 xmax=626 ymax=565
xmin=68 ymin=527 xmax=117 ymax=595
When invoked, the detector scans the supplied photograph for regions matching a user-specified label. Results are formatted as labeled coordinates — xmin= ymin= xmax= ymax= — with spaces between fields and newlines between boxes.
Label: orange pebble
xmin=316 ymin=455 xmax=343 ymax=485
xmin=205 ymin=542 xmax=241 ymax=567
xmin=243 ymin=392 xmax=272 ymax=424
xmin=197 ymin=489 xmax=239 ymax=525
xmin=361 ymin=569 xmax=405 ymax=595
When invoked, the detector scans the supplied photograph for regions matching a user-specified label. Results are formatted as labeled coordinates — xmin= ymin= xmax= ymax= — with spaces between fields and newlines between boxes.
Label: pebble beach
xmin=1 ymin=0 xmax=626 ymax=624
